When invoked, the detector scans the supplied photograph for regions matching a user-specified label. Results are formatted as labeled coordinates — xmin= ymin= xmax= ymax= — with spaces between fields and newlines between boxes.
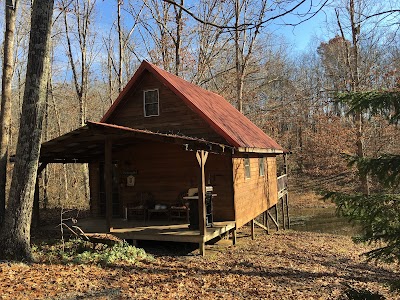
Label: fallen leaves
xmin=0 ymin=229 xmax=399 ymax=299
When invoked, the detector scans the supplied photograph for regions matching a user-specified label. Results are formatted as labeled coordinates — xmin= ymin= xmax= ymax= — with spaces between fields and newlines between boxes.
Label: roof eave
xmin=237 ymin=147 xmax=284 ymax=154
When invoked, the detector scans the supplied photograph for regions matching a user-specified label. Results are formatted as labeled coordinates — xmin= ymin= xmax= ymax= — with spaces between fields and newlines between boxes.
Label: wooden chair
xmin=127 ymin=192 xmax=154 ymax=222
xmin=169 ymin=191 xmax=190 ymax=223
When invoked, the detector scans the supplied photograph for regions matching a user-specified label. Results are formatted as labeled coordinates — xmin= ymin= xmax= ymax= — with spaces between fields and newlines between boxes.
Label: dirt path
xmin=1 ymin=228 xmax=399 ymax=299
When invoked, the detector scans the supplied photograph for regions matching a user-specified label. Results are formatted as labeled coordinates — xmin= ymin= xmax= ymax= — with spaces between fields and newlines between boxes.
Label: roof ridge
xmin=144 ymin=61 xmax=226 ymax=99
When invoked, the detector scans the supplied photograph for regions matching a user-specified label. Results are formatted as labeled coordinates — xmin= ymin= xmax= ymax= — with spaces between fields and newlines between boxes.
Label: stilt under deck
xmin=75 ymin=218 xmax=236 ymax=244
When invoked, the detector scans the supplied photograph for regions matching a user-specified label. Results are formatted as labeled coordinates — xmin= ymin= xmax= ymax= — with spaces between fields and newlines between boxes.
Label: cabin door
xmin=99 ymin=162 xmax=121 ymax=217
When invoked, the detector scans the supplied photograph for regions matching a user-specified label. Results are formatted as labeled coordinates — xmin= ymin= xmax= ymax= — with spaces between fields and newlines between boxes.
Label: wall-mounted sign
xmin=127 ymin=175 xmax=135 ymax=187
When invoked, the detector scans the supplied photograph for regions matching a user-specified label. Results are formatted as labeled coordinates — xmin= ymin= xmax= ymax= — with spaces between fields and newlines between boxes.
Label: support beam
xmin=105 ymin=138 xmax=113 ymax=232
xmin=232 ymin=228 xmax=237 ymax=245
xmin=251 ymin=219 xmax=255 ymax=240
xmin=284 ymin=153 xmax=288 ymax=175
xmin=281 ymin=197 xmax=286 ymax=230
xmin=32 ymin=163 xmax=47 ymax=228
xmin=267 ymin=210 xmax=279 ymax=230
xmin=275 ymin=204 xmax=279 ymax=230
xmin=286 ymin=194 xmax=290 ymax=229
xmin=32 ymin=177 xmax=40 ymax=228
xmin=196 ymin=150 xmax=208 ymax=256
xmin=254 ymin=220 xmax=268 ymax=232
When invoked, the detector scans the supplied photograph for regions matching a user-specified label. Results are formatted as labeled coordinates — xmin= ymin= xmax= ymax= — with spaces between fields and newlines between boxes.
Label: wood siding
xmin=89 ymin=162 xmax=100 ymax=216
xmin=232 ymin=155 xmax=278 ymax=228
xmin=107 ymin=71 xmax=226 ymax=144
xmin=89 ymin=141 xmax=235 ymax=221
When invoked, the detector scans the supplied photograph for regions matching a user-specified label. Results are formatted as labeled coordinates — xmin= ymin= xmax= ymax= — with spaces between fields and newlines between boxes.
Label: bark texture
xmin=0 ymin=0 xmax=19 ymax=226
xmin=0 ymin=0 xmax=54 ymax=260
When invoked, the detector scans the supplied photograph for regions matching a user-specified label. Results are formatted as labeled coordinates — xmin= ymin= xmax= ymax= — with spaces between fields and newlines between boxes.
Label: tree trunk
xmin=174 ymin=0 xmax=183 ymax=76
xmin=349 ymin=0 xmax=369 ymax=195
xmin=63 ymin=0 xmax=93 ymax=207
xmin=336 ymin=0 xmax=369 ymax=195
xmin=0 ymin=0 xmax=54 ymax=261
xmin=234 ymin=0 xmax=242 ymax=112
xmin=0 ymin=0 xmax=19 ymax=226
xmin=117 ymin=0 xmax=123 ymax=92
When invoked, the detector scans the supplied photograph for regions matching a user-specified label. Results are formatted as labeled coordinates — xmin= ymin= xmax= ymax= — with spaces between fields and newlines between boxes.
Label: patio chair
xmin=127 ymin=192 xmax=154 ymax=222
xmin=169 ymin=191 xmax=190 ymax=223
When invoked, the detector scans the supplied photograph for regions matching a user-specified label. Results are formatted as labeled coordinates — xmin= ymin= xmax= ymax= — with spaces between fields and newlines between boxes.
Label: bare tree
xmin=334 ymin=0 xmax=370 ymax=194
xmin=0 ymin=0 xmax=55 ymax=260
xmin=0 ymin=0 xmax=19 ymax=226
xmin=233 ymin=0 xmax=267 ymax=113
xmin=61 ymin=0 xmax=97 ymax=203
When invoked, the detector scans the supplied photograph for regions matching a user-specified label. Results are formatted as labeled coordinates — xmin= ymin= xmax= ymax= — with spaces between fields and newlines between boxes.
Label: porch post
xmin=284 ymin=153 xmax=290 ymax=228
xmin=32 ymin=176 xmax=40 ymax=228
xmin=284 ymin=153 xmax=288 ymax=175
xmin=196 ymin=150 xmax=208 ymax=256
xmin=251 ymin=219 xmax=255 ymax=240
xmin=32 ymin=163 xmax=47 ymax=228
xmin=105 ymin=138 xmax=113 ymax=232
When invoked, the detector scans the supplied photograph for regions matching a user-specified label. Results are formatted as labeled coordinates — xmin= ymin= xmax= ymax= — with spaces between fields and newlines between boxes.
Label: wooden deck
xmin=75 ymin=218 xmax=236 ymax=243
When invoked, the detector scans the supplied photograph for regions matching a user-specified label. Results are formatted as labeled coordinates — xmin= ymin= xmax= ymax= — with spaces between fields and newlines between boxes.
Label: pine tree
xmin=326 ymin=90 xmax=400 ymax=263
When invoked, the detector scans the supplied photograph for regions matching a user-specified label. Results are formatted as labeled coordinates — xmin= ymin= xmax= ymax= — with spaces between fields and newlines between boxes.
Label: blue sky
xmin=95 ymin=0 xmax=332 ymax=53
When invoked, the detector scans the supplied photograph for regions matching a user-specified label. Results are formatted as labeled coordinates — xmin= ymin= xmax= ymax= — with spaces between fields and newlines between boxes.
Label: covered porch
xmin=39 ymin=121 xmax=236 ymax=255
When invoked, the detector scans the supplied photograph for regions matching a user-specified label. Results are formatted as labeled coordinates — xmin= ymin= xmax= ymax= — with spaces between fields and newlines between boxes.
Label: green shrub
xmin=33 ymin=239 xmax=153 ymax=266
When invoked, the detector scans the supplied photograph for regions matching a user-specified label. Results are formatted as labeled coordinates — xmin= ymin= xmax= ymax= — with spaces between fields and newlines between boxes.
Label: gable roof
xmin=101 ymin=60 xmax=283 ymax=152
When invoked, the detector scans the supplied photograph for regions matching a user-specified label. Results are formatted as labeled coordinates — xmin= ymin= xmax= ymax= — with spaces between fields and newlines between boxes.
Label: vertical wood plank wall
xmin=107 ymin=71 xmax=226 ymax=144
xmin=233 ymin=155 xmax=278 ymax=228
xmin=89 ymin=142 xmax=235 ymax=221
xmin=89 ymin=162 xmax=100 ymax=216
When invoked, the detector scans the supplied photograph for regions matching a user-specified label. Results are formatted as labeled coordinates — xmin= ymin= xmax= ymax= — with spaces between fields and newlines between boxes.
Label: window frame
xmin=143 ymin=89 xmax=160 ymax=117
xmin=244 ymin=158 xmax=251 ymax=179
xmin=259 ymin=157 xmax=265 ymax=177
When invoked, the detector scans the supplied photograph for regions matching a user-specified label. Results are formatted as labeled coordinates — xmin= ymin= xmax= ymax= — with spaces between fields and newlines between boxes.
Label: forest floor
xmin=1 ymin=190 xmax=399 ymax=299
xmin=1 ymin=227 xmax=399 ymax=299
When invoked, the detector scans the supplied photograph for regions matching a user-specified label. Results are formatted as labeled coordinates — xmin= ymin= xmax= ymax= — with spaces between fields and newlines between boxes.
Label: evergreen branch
xmin=337 ymin=91 xmax=400 ymax=124
xmin=346 ymin=155 xmax=400 ymax=189
xmin=324 ymin=192 xmax=400 ymax=263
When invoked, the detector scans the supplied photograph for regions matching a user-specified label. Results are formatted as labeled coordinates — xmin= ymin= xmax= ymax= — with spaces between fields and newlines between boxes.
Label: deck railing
xmin=277 ymin=174 xmax=288 ymax=195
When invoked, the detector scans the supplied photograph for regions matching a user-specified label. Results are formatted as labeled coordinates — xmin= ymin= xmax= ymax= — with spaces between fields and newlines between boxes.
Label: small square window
xmin=259 ymin=157 xmax=265 ymax=176
xmin=144 ymin=89 xmax=159 ymax=117
xmin=244 ymin=158 xmax=251 ymax=179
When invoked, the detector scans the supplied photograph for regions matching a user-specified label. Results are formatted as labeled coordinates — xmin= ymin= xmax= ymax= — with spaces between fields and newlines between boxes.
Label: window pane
xmin=259 ymin=157 xmax=265 ymax=176
xmin=145 ymin=90 xmax=158 ymax=104
xmin=244 ymin=158 xmax=251 ymax=179
xmin=145 ymin=103 xmax=158 ymax=116
xmin=144 ymin=90 xmax=159 ymax=116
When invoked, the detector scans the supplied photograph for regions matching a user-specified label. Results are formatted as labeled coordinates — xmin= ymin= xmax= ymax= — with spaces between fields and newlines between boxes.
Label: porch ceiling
xmin=40 ymin=121 xmax=233 ymax=163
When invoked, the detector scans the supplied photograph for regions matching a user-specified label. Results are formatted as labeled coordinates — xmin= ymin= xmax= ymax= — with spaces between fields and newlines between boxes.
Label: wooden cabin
xmin=39 ymin=61 xmax=288 ymax=255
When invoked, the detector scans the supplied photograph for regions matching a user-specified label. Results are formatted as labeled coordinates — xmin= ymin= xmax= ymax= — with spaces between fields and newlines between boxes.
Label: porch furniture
xmin=183 ymin=186 xmax=215 ymax=229
xmin=169 ymin=191 xmax=190 ymax=223
xmin=147 ymin=204 xmax=170 ymax=221
xmin=126 ymin=192 xmax=154 ymax=222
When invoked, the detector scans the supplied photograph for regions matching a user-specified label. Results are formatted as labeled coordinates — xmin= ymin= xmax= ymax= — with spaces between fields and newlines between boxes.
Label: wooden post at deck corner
xmin=251 ymin=219 xmax=255 ymax=240
xmin=32 ymin=177 xmax=40 ymax=228
xmin=32 ymin=163 xmax=48 ymax=228
xmin=284 ymin=153 xmax=290 ymax=229
xmin=105 ymin=138 xmax=113 ymax=232
xmin=196 ymin=150 xmax=208 ymax=256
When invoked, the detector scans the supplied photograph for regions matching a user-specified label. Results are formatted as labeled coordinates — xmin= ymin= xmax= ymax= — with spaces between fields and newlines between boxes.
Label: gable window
xmin=144 ymin=89 xmax=159 ymax=117
xmin=244 ymin=158 xmax=251 ymax=179
xmin=259 ymin=157 xmax=265 ymax=176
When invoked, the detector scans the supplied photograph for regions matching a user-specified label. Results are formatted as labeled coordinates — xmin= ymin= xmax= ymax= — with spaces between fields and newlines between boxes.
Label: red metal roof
xmin=101 ymin=61 xmax=283 ymax=152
